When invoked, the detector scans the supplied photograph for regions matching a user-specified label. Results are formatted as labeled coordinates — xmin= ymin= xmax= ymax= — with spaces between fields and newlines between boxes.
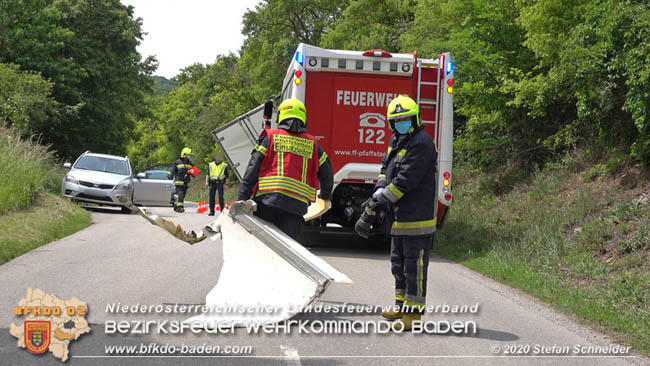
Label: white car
xmin=62 ymin=152 xmax=175 ymax=212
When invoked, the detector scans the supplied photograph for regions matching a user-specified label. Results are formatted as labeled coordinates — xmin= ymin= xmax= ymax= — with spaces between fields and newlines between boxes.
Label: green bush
xmin=618 ymin=226 xmax=650 ymax=254
xmin=0 ymin=128 xmax=60 ymax=214
xmin=0 ymin=63 xmax=53 ymax=133
xmin=618 ymin=240 xmax=637 ymax=255
xmin=603 ymin=152 xmax=630 ymax=177
xmin=585 ymin=164 xmax=604 ymax=181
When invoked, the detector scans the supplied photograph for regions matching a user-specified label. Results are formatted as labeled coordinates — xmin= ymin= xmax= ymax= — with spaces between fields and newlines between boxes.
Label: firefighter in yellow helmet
xmin=355 ymin=95 xmax=438 ymax=330
xmin=238 ymin=98 xmax=333 ymax=239
xmin=170 ymin=147 xmax=195 ymax=213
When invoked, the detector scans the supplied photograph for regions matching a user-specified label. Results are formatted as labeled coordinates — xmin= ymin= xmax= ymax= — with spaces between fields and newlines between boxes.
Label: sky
xmin=121 ymin=0 xmax=262 ymax=79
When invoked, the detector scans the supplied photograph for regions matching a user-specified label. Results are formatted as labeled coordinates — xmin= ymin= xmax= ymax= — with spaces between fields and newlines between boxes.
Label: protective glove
xmin=372 ymin=187 xmax=384 ymax=199
xmin=368 ymin=193 xmax=389 ymax=212
xmin=361 ymin=197 xmax=374 ymax=210
xmin=354 ymin=213 xmax=373 ymax=239
xmin=355 ymin=200 xmax=377 ymax=239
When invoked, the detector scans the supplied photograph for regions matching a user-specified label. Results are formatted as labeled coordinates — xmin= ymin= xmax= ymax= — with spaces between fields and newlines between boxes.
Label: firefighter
xmin=355 ymin=95 xmax=437 ymax=330
xmin=170 ymin=147 xmax=195 ymax=213
xmin=238 ymin=98 xmax=333 ymax=240
xmin=205 ymin=151 xmax=229 ymax=216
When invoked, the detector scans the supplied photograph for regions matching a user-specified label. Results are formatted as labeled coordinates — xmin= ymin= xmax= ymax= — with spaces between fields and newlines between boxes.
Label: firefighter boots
xmin=391 ymin=313 xmax=421 ymax=332
xmin=381 ymin=306 xmax=403 ymax=320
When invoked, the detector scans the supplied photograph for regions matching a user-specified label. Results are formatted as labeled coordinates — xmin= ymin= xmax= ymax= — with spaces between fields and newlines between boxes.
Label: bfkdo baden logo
xmin=25 ymin=320 xmax=51 ymax=354
xmin=10 ymin=288 xmax=91 ymax=362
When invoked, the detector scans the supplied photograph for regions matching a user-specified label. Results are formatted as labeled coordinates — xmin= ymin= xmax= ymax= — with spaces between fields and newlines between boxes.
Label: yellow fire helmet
xmin=278 ymin=98 xmax=307 ymax=127
xmin=181 ymin=147 xmax=192 ymax=158
xmin=387 ymin=95 xmax=420 ymax=130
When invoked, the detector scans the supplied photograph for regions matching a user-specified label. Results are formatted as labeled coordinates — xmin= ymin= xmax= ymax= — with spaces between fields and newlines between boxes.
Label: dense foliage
xmin=0 ymin=0 xmax=155 ymax=159
xmin=2 ymin=0 xmax=649 ymax=169
xmin=0 ymin=64 xmax=54 ymax=134
xmin=129 ymin=0 xmax=650 ymax=171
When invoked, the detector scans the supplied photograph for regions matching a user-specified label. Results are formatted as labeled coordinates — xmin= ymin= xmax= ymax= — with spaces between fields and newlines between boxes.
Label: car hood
xmin=68 ymin=169 xmax=131 ymax=185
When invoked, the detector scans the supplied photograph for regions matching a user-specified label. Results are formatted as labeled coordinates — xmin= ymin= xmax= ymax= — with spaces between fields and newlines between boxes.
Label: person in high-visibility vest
xmin=238 ymin=98 xmax=333 ymax=239
xmin=355 ymin=95 xmax=437 ymax=331
xmin=170 ymin=147 xmax=194 ymax=213
xmin=205 ymin=151 xmax=229 ymax=216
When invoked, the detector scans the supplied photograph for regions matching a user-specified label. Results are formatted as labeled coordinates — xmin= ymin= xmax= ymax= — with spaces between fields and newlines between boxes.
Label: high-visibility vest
xmin=255 ymin=129 xmax=320 ymax=204
xmin=209 ymin=161 xmax=227 ymax=181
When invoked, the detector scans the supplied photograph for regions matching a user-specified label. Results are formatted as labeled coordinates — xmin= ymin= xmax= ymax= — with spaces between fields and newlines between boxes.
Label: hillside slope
xmin=435 ymin=154 xmax=650 ymax=354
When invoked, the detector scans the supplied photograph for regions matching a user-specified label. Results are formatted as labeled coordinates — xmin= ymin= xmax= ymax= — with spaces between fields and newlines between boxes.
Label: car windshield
xmin=75 ymin=156 xmax=130 ymax=175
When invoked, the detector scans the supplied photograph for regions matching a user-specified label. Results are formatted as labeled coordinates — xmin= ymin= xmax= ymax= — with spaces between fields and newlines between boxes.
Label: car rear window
xmin=75 ymin=156 xmax=130 ymax=175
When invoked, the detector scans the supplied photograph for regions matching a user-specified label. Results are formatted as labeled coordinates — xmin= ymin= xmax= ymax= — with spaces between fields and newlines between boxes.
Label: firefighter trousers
xmin=254 ymin=202 xmax=304 ymax=240
xmin=208 ymin=181 xmax=225 ymax=214
xmin=390 ymin=234 xmax=433 ymax=313
xmin=174 ymin=184 xmax=187 ymax=211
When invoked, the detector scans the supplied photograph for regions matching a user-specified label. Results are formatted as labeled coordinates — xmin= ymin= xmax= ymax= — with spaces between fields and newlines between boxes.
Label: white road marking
xmin=281 ymin=345 xmax=302 ymax=366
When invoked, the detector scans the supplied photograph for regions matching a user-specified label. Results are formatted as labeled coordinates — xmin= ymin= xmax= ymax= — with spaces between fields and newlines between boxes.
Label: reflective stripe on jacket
xmin=255 ymin=129 xmax=320 ymax=204
xmin=171 ymin=158 xmax=194 ymax=186
xmin=376 ymin=128 xmax=438 ymax=236
xmin=238 ymin=121 xmax=334 ymax=216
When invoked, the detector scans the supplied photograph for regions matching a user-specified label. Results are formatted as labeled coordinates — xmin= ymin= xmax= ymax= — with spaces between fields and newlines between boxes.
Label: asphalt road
xmin=0 ymin=205 xmax=647 ymax=366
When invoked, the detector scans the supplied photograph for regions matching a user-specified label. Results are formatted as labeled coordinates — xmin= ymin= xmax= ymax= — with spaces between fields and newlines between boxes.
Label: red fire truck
xmin=212 ymin=43 xmax=454 ymax=231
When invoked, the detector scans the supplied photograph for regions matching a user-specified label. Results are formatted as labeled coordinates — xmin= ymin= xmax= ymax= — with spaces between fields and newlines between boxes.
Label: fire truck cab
xmin=213 ymin=43 xmax=454 ymax=232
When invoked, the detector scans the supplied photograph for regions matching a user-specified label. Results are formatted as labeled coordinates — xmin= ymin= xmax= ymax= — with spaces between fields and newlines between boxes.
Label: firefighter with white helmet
xmin=238 ymin=98 xmax=333 ymax=239
xmin=355 ymin=95 xmax=438 ymax=330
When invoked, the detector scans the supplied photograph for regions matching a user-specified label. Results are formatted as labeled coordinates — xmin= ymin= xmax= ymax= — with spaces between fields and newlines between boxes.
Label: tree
xmin=131 ymin=0 xmax=650 ymax=175
xmin=321 ymin=0 xmax=412 ymax=51
xmin=0 ymin=63 xmax=54 ymax=134
xmin=515 ymin=0 xmax=650 ymax=163
xmin=403 ymin=0 xmax=541 ymax=169
xmin=552 ymin=0 xmax=650 ymax=162
xmin=129 ymin=56 xmax=251 ymax=169
xmin=0 ymin=0 xmax=156 ymax=158
xmin=239 ymin=0 xmax=348 ymax=102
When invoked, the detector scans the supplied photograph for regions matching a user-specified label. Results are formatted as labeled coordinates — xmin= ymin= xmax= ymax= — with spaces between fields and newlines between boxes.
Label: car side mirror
xmin=63 ymin=162 xmax=71 ymax=169
xmin=136 ymin=172 xmax=146 ymax=179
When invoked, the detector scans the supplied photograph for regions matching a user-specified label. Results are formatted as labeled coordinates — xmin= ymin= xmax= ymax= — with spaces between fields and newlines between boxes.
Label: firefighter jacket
xmin=171 ymin=158 xmax=194 ymax=186
xmin=375 ymin=127 xmax=437 ymax=236
xmin=238 ymin=123 xmax=333 ymax=216
xmin=208 ymin=161 xmax=228 ymax=182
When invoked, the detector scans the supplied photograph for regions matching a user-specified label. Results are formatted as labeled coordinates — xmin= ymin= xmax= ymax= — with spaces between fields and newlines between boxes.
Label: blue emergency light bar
xmin=446 ymin=61 xmax=454 ymax=75
xmin=296 ymin=52 xmax=304 ymax=66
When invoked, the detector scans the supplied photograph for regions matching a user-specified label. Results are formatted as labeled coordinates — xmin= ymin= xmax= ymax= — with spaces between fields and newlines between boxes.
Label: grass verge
xmin=0 ymin=192 xmax=91 ymax=265
xmin=0 ymin=128 xmax=60 ymax=214
xmin=435 ymin=154 xmax=650 ymax=355
xmin=0 ymin=127 xmax=92 ymax=264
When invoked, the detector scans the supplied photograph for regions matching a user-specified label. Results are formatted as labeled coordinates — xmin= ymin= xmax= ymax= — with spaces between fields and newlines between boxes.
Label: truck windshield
xmin=75 ymin=156 xmax=130 ymax=176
